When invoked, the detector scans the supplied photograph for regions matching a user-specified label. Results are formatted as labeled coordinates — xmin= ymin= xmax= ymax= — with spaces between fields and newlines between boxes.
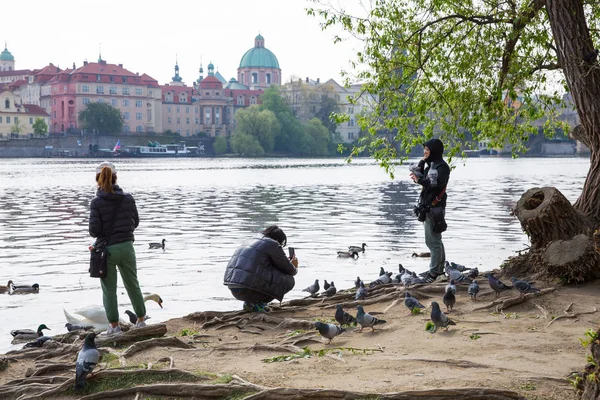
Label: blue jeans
xmin=424 ymin=212 xmax=445 ymax=275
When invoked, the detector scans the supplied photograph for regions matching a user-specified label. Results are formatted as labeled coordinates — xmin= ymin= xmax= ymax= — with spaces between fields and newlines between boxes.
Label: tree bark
xmin=545 ymin=0 xmax=600 ymax=222
xmin=513 ymin=187 xmax=592 ymax=249
xmin=542 ymin=234 xmax=600 ymax=282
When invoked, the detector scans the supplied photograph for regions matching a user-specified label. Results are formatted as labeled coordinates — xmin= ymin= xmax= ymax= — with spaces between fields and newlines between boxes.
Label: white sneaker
xmin=106 ymin=325 xmax=122 ymax=335
xmin=135 ymin=320 xmax=147 ymax=328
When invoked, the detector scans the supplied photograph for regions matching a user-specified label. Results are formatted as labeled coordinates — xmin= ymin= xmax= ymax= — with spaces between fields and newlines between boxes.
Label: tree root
xmin=121 ymin=336 xmax=194 ymax=358
xmin=26 ymin=362 xmax=74 ymax=377
xmin=95 ymin=323 xmax=167 ymax=347
xmin=545 ymin=306 xmax=597 ymax=328
xmin=247 ymin=343 xmax=304 ymax=354
xmin=472 ymin=288 xmax=556 ymax=312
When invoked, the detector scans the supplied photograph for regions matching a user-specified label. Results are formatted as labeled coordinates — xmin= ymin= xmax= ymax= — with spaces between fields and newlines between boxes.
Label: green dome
xmin=0 ymin=47 xmax=14 ymax=61
xmin=239 ymin=47 xmax=279 ymax=69
xmin=255 ymin=34 xmax=264 ymax=41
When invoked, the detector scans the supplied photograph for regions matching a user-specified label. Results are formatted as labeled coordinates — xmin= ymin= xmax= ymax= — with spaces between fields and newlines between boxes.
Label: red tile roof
xmin=22 ymin=104 xmax=50 ymax=116
xmin=161 ymin=84 xmax=193 ymax=103
xmin=0 ymin=69 xmax=32 ymax=77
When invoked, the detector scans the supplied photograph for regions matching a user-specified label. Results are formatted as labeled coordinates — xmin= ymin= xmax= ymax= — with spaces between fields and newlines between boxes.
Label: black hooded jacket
xmin=223 ymin=236 xmax=297 ymax=302
xmin=415 ymin=138 xmax=450 ymax=208
xmin=89 ymin=185 xmax=139 ymax=245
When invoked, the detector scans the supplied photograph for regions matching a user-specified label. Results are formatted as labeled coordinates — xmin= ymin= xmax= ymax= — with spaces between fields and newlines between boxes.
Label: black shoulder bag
xmin=89 ymin=197 xmax=124 ymax=278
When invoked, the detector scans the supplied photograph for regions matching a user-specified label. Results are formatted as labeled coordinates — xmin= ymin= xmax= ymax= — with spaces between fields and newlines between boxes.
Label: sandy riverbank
xmin=1 ymin=274 xmax=597 ymax=399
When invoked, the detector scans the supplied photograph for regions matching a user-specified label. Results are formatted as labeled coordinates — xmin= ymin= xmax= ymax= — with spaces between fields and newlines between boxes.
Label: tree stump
xmin=542 ymin=234 xmax=600 ymax=282
xmin=513 ymin=187 xmax=592 ymax=249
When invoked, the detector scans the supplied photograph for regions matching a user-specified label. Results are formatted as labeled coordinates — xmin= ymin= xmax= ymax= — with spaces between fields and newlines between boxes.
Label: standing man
xmin=409 ymin=138 xmax=450 ymax=283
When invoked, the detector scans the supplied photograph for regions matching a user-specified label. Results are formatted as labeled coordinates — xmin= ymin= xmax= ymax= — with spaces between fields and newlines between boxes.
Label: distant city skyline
xmin=3 ymin=0 xmax=362 ymax=86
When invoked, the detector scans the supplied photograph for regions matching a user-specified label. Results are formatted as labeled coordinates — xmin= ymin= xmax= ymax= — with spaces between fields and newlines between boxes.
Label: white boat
xmin=119 ymin=141 xmax=191 ymax=157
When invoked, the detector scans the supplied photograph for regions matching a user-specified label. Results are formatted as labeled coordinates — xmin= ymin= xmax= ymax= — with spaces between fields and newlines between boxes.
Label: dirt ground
xmin=1 ymin=277 xmax=598 ymax=399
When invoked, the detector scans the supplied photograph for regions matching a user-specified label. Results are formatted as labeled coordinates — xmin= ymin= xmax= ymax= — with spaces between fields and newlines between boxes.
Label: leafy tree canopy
xmin=230 ymin=132 xmax=265 ymax=157
xmin=307 ymin=0 xmax=591 ymax=176
xmin=78 ymin=102 xmax=124 ymax=135
xmin=33 ymin=117 xmax=48 ymax=135
xmin=234 ymin=105 xmax=281 ymax=153
xmin=213 ymin=136 xmax=228 ymax=155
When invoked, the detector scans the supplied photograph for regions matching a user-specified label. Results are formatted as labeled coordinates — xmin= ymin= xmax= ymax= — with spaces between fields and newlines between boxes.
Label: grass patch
xmin=262 ymin=346 xmax=382 ymax=363
xmin=469 ymin=333 xmax=482 ymax=340
xmin=214 ymin=374 xmax=233 ymax=384
xmin=312 ymin=317 xmax=337 ymax=324
xmin=411 ymin=307 xmax=423 ymax=315
xmin=66 ymin=370 xmax=205 ymax=396
xmin=178 ymin=328 xmax=199 ymax=337
xmin=519 ymin=382 xmax=536 ymax=391
xmin=579 ymin=328 xmax=599 ymax=348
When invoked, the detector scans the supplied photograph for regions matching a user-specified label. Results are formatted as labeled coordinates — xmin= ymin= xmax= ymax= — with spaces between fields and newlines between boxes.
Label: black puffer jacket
xmin=415 ymin=138 xmax=450 ymax=208
xmin=89 ymin=185 xmax=139 ymax=245
xmin=224 ymin=236 xmax=297 ymax=302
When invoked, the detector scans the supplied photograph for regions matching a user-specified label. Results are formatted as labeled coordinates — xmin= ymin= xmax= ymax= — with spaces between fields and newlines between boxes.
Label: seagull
xmin=149 ymin=239 xmax=166 ymax=250
xmin=74 ymin=333 xmax=100 ymax=391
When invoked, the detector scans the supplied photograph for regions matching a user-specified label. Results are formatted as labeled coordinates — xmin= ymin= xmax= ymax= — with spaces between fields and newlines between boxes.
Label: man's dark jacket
xmin=224 ymin=236 xmax=297 ymax=302
xmin=416 ymin=138 xmax=450 ymax=208
xmin=89 ymin=185 xmax=139 ymax=245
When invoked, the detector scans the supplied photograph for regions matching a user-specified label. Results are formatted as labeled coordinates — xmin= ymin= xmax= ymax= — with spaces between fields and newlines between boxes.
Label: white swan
xmin=63 ymin=294 xmax=163 ymax=331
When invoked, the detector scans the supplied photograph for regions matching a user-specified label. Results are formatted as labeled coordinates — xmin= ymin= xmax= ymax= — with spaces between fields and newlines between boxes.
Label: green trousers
xmin=100 ymin=241 xmax=146 ymax=323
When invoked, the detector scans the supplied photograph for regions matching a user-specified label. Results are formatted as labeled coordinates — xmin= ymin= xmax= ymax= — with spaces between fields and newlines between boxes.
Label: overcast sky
xmin=3 ymin=0 xmax=362 ymax=86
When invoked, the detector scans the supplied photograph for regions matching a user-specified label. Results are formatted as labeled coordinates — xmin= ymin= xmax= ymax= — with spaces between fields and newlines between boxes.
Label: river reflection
xmin=0 ymin=156 xmax=588 ymax=352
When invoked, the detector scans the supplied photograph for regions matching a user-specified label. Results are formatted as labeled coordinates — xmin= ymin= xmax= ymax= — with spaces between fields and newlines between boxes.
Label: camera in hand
xmin=288 ymin=247 xmax=295 ymax=259
xmin=413 ymin=205 xmax=429 ymax=222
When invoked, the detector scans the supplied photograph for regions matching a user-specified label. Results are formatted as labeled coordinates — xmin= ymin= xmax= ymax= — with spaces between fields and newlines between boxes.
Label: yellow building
xmin=0 ymin=89 xmax=50 ymax=138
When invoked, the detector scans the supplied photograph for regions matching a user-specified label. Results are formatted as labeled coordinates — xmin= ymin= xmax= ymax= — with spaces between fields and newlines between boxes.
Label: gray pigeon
xmin=447 ymin=268 xmax=472 ymax=284
xmin=446 ymin=261 xmax=469 ymax=272
xmin=65 ymin=323 xmax=94 ymax=332
xmin=75 ymin=333 xmax=100 ymax=390
xmin=323 ymin=280 xmax=330 ymax=291
xmin=355 ymin=276 xmax=361 ymax=289
xmin=323 ymin=281 xmax=337 ymax=296
xmin=379 ymin=267 xmax=386 ymax=277
xmin=356 ymin=305 xmax=386 ymax=332
xmin=404 ymin=292 xmax=425 ymax=312
xmin=511 ymin=277 xmax=540 ymax=297
xmin=445 ymin=279 xmax=457 ymax=295
xmin=335 ymin=305 xmax=357 ymax=326
xmin=314 ymin=322 xmax=345 ymax=344
xmin=430 ymin=301 xmax=456 ymax=333
xmin=442 ymin=286 xmax=456 ymax=312
xmin=486 ymin=273 xmax=513 ymax=297
xmin=23 ymin=335 xmax=53 ymax=348
xmin=355 ymin=281 xmax=368 ymax=300
xmin=124 ymin=310 xmax=151 ymax=325
xmin=302 ymin=279 xmax=320 ymax=295
xmin=370 ymin=272 xmax=393 ymax=288
xmin=465 ymin=267 xmax=479 ymax=280
xmin=398 ymin=263 xmax=405 ymax=274
xmin=468 ymin=280 xmax=480 ymax=300
xmin=401 ymin=270 xmax=413 ymax=286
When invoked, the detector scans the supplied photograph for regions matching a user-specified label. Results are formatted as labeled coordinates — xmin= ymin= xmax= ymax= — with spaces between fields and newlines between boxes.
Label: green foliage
xmin=307 ymin=0 xmax=575 ymax=176
xmin=425 ymin=321 xmax=435 ymax=332
xmin=213 ymin=136 xmax=228 ymax=154
xmin=78 ymin=102 xmax=124 ymax=135
xmin=214 ymin=374 xmax=233 ymax=384
xmin=234 ymin=105 xmax=280 ymax=153
xmin=10 ymin=120 xmax=22 ymax=134
xmin=519 ymin=382 xmax=536 ymax=391
xmin=411 ymin=307 xmax=423 ymax=315
xmin=230 ymin=133 xmax=265 ymax=156
xmin=300 ymin=118 xmax=331 ymax=156
xmin=579 ymin=328 xmax=599 ymax=347
xmin=262 ymin=346 xmax=381 ymax=363
xmin=178 ymin=328 xmax=199 ymax=337
xmin=315 ymin=95 xmax=341 ymax=133
xmin=32 ymin=118 xmax=48 ymax=135
xmin=469 ymin=333 xmax=482 ymax=340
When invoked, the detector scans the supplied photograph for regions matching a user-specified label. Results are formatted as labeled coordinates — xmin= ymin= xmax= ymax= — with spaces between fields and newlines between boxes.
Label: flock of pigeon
xmin=307 ymin=244 xmax=542 ymax=343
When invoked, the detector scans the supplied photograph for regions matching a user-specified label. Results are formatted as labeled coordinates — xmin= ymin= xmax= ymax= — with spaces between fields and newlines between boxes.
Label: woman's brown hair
xmin=96 ymin=166 xmax=117 ymax=193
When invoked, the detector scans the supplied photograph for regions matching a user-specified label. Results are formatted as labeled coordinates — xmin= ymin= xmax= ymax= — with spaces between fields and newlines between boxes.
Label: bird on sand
xmin=74 ymin=333 xmax=100 ymax=391
xmin=356 ymin=305 xmax=387 ymax=332
xmin=511 ymin=277 xmax=540 ymax=297
xmin=485 ymin=273 xmax=513 ymax=297
xmin=442 ymin=286 xmax=456 ymax=312
xmin=468 ymin=280 xmax=480 ymax=300
xmin=314 ymin=322 xmax=345 ymax=344
xmin=445 ymin=279 xmax=457 ymax=295
xmin=404 ymin=292 xmax=425 ymax=313
xmin=335 ymin=304 xmax=356 ymax=326
xmin=430 ymin=301 xmax=456 ymax=333
xmin=355 ymin=281 xmax=368 ymax=300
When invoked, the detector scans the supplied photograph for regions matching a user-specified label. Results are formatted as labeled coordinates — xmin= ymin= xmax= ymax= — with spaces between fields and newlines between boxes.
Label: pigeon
xmin=23 ymin=336 xmax=54 ymax=348
xmin=442 ymin=286 xmax=456 ymax=312
xmin=348 ymin=243 xmax=367 ymax=253
xmin=486 ymin=273 xmax=513 ymax=297
xmin=75 ymin=333 xmax=100 ymax=391
xmin=465 ymin=267 xmax=479 ymax=280
xmin=379 ymin=267 xmax=386 ymax=277
xmin=335 ymin=305 xmax=357 ymax=326
xmin=314 ymin=322 xmax=345 ymax=344
xmin=468 ymin=280 xmax=480 ymax=300
xmin=355 ymin=281 xmax=368 ymax=300
xmin=404 ymin=292 xmax=425 ymax=312
xmin=401 ymin=269 xmax=413 ymax=286
xmin=355 ymin=276 xmax=361 ymax=289
xmin=445 ymin=279 xmax=457 ymax=295
xmin=410 ymin=271 xmax=425 ymax=284
xmin=398 ymin=263 xmax=405 ymax=274
xmin=445 ymin=261 xmax=469 ymax=272
xmin=337 ymin=251 xmax=359 ymax=259
xmin=430 ymin=301 xmax=456 ymax=333
xmin=446 ymin=268 xmax=472 ymax=284
xmin=392 ymin=274 xmax=402 ymax=284
xmin=356 ymin=305 xmax=387 ymax=332
xmin=302 ymin=279 xmax=320 ymax=296
xmin=149 ymin=238 xmax=166 ymax=250
xmin=511 ymin=277 xmax=540 ymax=297
xmin=124 ymin=310 xmax=151 ymax=325
xmin=65 ymin=323 xmax=94 ymax=332
xmin=323 ymin=281 xmax=337 ymax=296
xmin=323 ymin=280 xmax=330 ymax=291
xmin=369 ymin=272 xmax=393 ymax=288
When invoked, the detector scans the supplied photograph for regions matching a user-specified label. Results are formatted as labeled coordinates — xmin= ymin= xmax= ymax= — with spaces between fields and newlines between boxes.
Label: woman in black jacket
xmin=89 ymin=162 xmax=146 ymax=334
xmin=224 ymin=225 xmax=299 ymax=312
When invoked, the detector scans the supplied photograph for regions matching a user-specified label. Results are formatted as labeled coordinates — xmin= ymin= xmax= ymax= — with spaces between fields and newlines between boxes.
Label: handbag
xmin=89 ymin=198 xmax=124 ymax=278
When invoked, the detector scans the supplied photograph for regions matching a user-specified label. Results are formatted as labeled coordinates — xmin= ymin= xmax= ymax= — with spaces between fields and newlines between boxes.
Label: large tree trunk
xmin=546 ymin=0 xmax=600 ymax=222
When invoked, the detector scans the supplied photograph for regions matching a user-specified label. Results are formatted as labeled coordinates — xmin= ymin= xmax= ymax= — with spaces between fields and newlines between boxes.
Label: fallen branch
xmin=533 ymin=302 xmax=548 ymax=319
xmin=472 ymin=288 xmax=556 ymax=312
xmin=545 ymin=307 xmax=598 ymax=328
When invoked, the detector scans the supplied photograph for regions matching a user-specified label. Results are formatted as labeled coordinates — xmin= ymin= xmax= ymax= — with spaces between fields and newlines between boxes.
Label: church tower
xmin=0 ymin=42 xmax=15 ymax=71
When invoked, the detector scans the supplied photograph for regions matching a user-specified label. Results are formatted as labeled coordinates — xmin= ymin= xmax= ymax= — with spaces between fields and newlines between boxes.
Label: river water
xmin=0 ymin=156 xmax=589 ymax=352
